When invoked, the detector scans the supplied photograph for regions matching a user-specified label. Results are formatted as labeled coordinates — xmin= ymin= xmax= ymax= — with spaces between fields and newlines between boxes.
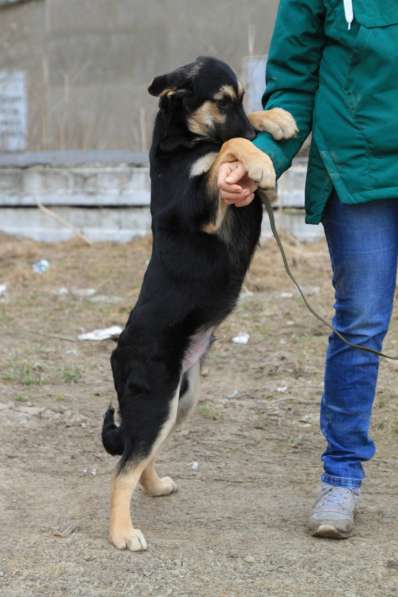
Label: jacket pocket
xmin=345 ymin=1 xmax=398 ymax=163
xmin=353 ymin=0 xmax=398 ymax=28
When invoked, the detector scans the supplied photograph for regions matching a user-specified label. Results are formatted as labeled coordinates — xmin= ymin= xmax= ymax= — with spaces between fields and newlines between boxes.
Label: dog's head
xmin=148 ymin=57 xmax=255 ymax=151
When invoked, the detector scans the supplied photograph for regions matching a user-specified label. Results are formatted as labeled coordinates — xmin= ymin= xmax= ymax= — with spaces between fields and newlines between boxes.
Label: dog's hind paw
xmin=110 ymin=528 xmax=148 ymax=552
xmin=143 ymin=476 xmax=178 ymax=497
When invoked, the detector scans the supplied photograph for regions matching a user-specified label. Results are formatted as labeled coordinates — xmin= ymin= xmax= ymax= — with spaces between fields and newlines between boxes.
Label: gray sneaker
xmin=309 ymin=483 xmax=360 ymax=539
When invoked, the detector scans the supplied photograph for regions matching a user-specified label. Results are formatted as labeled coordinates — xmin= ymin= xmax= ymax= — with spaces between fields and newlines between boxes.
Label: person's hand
xmin=217 ymin=161 xmax=258 ymax=208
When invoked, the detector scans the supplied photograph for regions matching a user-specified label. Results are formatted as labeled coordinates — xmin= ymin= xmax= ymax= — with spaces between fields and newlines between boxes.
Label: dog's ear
xmin=148 ymin=74 xmax=173 ymax=97
xmin=157 ymin=91 xmax=198 ymax=152
xmin=148 ymin=61 xmax=200 ymax=97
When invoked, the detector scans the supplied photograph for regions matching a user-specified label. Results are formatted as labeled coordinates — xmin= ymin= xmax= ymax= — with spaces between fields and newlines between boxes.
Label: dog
xmin=102 ymin=57 xmax=297 ymax=551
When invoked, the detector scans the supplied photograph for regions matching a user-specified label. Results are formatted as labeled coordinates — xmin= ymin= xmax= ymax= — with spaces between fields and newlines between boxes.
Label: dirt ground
xmin=0 ymin=231 xmax=398 ymax=597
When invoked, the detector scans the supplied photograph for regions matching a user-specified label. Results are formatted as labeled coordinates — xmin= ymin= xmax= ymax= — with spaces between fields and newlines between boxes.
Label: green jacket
xmin=253 ymin=0 xmax=398 ymax=224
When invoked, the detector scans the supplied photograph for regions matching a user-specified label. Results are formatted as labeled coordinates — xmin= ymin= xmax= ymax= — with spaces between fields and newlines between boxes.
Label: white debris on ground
xmin=78 ymin=325 xmax=122 ymax=341
xmin=225 ymin=389 xmax=239 ymax=400
xmin=65 ymin=348 xmax=79 ymax=356
xmin=53 ymin=287 xmax=121 ymax=303
xmin=191 ymin=461 xmax=200 ymax=473
xmin=54 ymin=287 xmax=69 ymax=296
xmin=71 ymin=288 xmax=96 ymax=298
xmin=0 ymin=401 xmax=88 ymax=426
xmin=232 ymin=332 xmax=250 ymax=345
xmin=89 ymin=295 xmax=122 ymax=304
xmin=0 ymin=283 xmax=8 ymax=300
xmin=32 ymin=259 xmax=50 ymax=273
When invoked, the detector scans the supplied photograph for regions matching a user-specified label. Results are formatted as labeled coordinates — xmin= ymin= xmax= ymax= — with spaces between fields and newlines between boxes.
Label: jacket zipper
xmin=343 ymin=0 xmax=354 ymax=29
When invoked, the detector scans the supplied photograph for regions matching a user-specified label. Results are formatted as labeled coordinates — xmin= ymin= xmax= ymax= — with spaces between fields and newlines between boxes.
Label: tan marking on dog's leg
xmin=109 ymin=383 xmax=181 ymax=551
xmin=248 ymin=108 xmax=298 ymax=140
xmin=208 ymin=138 xmax=276 ymax=192
xmin=202 ymin=137 xmax=277 ymax=234
xmin=140 ymin=362 xmax=200 ymax=497
xmin=109 ymin=463 xmax=149 ymax=551
xmin=140 ymin=458 xmax=177 ymax=497
xmin=202 ymin=200 xmax=229 ymax=234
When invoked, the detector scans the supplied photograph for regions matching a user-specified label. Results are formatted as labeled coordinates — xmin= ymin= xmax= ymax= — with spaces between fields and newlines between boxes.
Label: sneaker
xmin=309 ymin=483 xmax=360 ymax=539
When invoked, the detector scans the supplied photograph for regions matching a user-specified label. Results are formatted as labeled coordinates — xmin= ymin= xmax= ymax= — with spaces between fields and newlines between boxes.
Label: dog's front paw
xmin=249 ymin=108 xmax=298 ymax=141
xmin=246 ymin=153 xmax=276 ymax=190
xmin=143 ymin=475 xmax=178 ymax=497
xmin=110 ymin=527 xmax=148 ymax=552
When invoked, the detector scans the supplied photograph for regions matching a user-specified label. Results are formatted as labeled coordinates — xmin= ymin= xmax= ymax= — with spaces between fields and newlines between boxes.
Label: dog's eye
xmin=216 ymin=98 xmax=231 ymax=109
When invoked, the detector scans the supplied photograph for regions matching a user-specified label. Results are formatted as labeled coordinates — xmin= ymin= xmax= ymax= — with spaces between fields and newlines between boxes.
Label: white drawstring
xmin=343 ymin=0 xmax=354 ymax=30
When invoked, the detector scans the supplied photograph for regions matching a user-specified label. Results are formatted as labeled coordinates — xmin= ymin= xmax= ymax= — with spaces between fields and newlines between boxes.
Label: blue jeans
xmin=321 ymin=192 xmax=398 ymax=489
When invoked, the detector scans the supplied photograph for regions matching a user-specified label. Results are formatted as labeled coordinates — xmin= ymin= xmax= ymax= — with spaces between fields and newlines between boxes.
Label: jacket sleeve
xmin=252 ymin=0 xmax=326 ymax=177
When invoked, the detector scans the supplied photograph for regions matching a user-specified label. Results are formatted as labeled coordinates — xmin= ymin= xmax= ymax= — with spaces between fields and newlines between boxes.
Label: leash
xmin=261 ymin=193 xmax=398 ymax=361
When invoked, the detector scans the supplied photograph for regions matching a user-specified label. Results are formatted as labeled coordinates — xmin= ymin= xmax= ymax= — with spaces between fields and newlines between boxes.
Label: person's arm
xmin=253 ymin=0 xmax=326 ymax=177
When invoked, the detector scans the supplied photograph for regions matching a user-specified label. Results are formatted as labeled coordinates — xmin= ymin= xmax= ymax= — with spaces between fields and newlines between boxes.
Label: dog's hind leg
xmin=176 ymin=361 xmax=201 ymax=425
xmin=139 ymin=363 xmax=200 ymax=498
xmin=109 ymin=382 xmax=180 ymax=551
xmin=140 ymin=457 xmax=178 ymax=497
xmin=140 ymin=361 xmax=202 ymax=499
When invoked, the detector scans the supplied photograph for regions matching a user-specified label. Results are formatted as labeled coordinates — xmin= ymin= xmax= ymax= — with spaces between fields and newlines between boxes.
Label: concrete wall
xmin=0 ymin=0 xmax=278 ymax=152
xmin=0 ymin=154 xmax=307 ymax=210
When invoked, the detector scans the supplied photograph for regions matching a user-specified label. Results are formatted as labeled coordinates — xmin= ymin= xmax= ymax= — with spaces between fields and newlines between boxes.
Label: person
xmin=218 ymin=0 xmax=398 ymax=539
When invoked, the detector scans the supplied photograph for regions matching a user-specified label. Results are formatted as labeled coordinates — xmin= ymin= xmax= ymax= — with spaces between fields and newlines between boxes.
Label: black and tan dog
xmin=102 ymin=57 xmax=297 ymax=551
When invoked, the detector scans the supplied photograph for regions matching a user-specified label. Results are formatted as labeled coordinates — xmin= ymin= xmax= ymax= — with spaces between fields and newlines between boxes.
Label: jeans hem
xmin=321 ymin=473 xmax=362 ymax=490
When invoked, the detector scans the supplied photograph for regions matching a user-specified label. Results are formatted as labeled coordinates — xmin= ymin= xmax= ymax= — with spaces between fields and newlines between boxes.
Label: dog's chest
xmin=182 ymin=328 xmax=214 ymax=372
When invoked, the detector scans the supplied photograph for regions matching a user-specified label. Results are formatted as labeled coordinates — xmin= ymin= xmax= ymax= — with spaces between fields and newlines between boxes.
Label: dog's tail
xmin=101 ymin=406 xmax=124 ymax=456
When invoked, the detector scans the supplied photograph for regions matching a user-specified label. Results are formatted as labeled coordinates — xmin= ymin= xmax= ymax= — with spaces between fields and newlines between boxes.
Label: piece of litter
xmin=65 ymin=348 xmax=79 ymax=356
xmin=280 ymin=292 xmax=293 ymax=299
xmin=71 ymin=288 xmax=96 ymax=298
xmin=0 ymin=283 xmax=7 ymax=298
xmin=277 ymin=386 xmax=288 ymax=393
xmin=244 ymin=555 xmax=255 ymax=564
xmin=299 ymin=414 xmax=318 ymax=425
xmin=89 ymin=295 xmax=122 ymax=304
xmin=54 ymin=287 xmax=69 ymax=296
xmin=52 ymin=523 xmax=79 ymax=538
xmin=33 ymin=259 xmax=49 ymax=274
xmin=191 ymin=461 xmax=200 ymax=473
xmin=82 ymin=467 xmax=97 ymax=476
xmin=225 ymin=389 xmax=239 ymax=400
xmin=78 ymin=326 xmax=122 ymax=341
xmin=232 ymin=332 xmax=250 ymax=345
